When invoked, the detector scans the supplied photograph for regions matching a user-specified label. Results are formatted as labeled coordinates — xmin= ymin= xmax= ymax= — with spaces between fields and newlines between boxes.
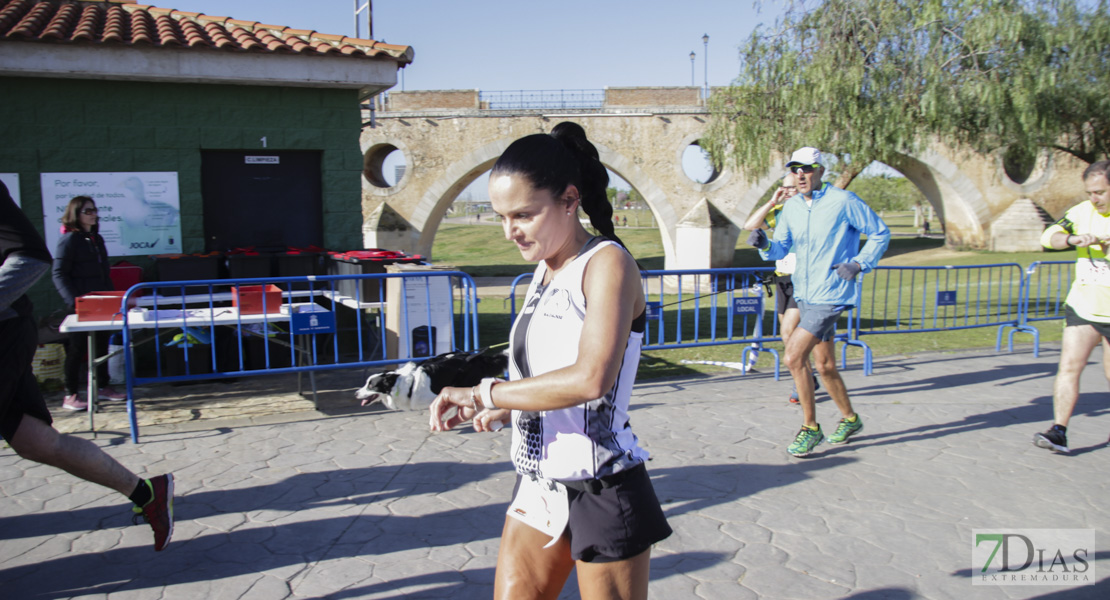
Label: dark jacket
xmin=52 ymin=230 xmax=112 ymax=309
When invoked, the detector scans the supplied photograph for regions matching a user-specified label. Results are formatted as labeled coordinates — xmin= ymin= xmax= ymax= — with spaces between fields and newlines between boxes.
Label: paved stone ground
xmin=2 ymin=345 xmax=1108 ymax=599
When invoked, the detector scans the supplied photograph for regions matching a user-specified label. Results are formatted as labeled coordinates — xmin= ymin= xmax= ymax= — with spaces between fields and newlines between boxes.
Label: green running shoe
xmin=788 ymin=425 xmax=824 ymax=457
xmin=828 ymin=415 xmax=864 ymax=445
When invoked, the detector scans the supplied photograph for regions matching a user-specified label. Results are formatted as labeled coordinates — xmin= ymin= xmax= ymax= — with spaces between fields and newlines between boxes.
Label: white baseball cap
xmin=786 ymin=147 xmax=823 ymax=169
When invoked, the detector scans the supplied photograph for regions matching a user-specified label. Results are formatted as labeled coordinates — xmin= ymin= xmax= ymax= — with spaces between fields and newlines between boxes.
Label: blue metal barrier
xmin=1014 ymin=260 xmax=1073 ymax=356
xmin=119 ymin=271 xmax=480 ymax=442
xmin=509 ymin=261 xmax=1057 ymax=380
xmin=509 ymin=268 xmax=782 ymax=378
xmin=508 ymin=272 xmax=533 ymax=317
xmin=846 ymin=264 xmax=1029 ymax=365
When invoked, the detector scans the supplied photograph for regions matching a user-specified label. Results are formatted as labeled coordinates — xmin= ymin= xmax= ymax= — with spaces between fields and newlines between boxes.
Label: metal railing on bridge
xmin=479 ymin=89 xmax=605 ymax=110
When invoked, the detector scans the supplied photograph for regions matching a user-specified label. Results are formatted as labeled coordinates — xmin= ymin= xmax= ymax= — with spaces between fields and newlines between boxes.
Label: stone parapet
xmin=384 ymin=90 xmax=479 ymax=111
xmin=605 ymin=87 xmax=701 ymax=107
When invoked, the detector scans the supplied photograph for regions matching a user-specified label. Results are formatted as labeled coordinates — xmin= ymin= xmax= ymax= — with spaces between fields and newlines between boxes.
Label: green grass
xmin=433 ymin=223 xmax=671 ymax=275
xmin=435 ymin=224 xmax=1069 ymax=380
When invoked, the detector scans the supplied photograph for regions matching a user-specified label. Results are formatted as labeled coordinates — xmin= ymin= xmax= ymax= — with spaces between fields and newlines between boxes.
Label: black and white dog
xmin=355 ymin=348 xmax=508 ymax=411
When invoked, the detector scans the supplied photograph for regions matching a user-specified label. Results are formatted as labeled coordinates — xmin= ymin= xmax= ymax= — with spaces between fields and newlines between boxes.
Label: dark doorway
xmin=201 ymin=150 xmax=323 ymax=252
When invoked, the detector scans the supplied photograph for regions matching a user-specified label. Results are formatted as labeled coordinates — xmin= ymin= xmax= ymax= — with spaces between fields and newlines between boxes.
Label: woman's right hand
xmin=429 ymin=385 xmax=476 ymax=432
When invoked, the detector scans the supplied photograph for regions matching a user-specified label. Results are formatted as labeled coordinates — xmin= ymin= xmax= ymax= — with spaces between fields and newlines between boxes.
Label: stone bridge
xmin=358 ymin=88 xmax=1087 ymax=269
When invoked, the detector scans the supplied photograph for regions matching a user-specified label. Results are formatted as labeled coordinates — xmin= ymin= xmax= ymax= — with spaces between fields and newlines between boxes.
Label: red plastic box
xmin=232 ymin=284 xmax=283 ymax=315
xmin=110 ymin=260 xmax=143 ymax=291
xmin=76 ymin=291 xmax=136 ymax=322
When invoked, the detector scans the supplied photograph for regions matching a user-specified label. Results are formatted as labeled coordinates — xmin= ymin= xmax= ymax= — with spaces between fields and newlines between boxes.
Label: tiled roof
xmin=0 ymin=0 xmax=413 ymax=65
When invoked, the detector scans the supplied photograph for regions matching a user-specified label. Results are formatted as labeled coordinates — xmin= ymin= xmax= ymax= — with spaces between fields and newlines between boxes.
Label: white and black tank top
xmin=508 ymin=238 xmax=650 ymax=481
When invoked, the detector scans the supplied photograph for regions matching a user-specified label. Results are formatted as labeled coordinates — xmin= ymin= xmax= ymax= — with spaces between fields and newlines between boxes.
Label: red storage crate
xmin=76 ymin=291 xmax=137 ymax=322
xmin=110 ymin=260 xmax=143 ymax=291
xmin=232 ymin=284 xmax=283 ymax=315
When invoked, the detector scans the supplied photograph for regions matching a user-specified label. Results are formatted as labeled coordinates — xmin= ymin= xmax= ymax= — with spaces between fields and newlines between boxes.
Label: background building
xmin=0 ymin=0 xmax=411 ymax=315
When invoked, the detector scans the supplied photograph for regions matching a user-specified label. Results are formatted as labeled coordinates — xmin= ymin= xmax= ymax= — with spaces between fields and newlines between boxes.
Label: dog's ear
xmin=375 ymin=372 xmax=399 ymax=392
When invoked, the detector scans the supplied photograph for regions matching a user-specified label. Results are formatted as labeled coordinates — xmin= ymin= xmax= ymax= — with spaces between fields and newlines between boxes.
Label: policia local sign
xmin=41 ymin=172 xmax=182 ymax=257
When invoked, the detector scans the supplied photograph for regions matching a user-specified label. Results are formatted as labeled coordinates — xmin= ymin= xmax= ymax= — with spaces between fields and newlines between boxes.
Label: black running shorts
xmin=775 ymin=275 xmax=798 ymax=316
xmin=0 ymin=316 xmax=54 ymax=441
xmin=562 ymin=463 xmax=672 ymax=563
xmin=1064 ymin=304 xmax=1110 ymax=341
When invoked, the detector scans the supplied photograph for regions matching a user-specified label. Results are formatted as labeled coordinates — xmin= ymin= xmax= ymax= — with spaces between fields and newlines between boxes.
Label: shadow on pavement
xmin=852 ymin=359 xmax=1056 ymax=397
xmin=650 ymin=457 xmax=857 ymax=519
xmin=0 ymin=461 xmax=513 ymax=598
xmin=838 ymin=394 xmax=1109 ymax=451
xmin=0 ymin=461 xmax=504 ymax=541
xmin=842 ymin=589 xmax=917 ymax=600
xmin=313 ymin=550 xmax=731 ymax=600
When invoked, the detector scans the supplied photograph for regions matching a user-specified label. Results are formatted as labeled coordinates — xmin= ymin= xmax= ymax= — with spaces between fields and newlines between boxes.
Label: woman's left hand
xmin=429 ymin=385 xmax=478 ymax=432
xmin=472 ymin=408 xmax=511 ymax=433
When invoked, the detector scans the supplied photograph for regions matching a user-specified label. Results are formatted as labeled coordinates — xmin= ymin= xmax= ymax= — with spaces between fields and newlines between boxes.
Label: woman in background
xmin=53 ymin=196 xmax=125 ymax=410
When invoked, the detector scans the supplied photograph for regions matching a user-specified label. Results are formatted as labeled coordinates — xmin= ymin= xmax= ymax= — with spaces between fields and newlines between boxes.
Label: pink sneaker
xmin=62 ymin=394 xmax=88 ymax=411
xmin=98 ymin=387 xmax=126 ymax=401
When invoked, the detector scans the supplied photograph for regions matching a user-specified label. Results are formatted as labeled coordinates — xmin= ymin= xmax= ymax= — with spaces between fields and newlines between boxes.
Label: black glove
xmin=747 ymin=229 xmax=769 ymax=250
xmin=833 ymin=261 xmax=862 ymax=280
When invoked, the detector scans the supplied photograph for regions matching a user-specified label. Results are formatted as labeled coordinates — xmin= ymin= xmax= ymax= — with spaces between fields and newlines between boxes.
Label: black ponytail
xmin=491 ymin=121 xmax=629 ymax=251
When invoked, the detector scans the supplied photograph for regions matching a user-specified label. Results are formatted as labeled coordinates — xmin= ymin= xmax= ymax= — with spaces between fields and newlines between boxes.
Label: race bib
xmin=1076 ymin=258 xmax=1110 ymax=287
xmin=776 ymin=252 xmax=796 ymax=275
xmin=507 ymin=476 xmax=569 ymax=548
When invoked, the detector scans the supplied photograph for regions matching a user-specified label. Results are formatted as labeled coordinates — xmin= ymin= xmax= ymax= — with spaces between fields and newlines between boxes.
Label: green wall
xmin=0 ymin=76 xmax=366 ymax=319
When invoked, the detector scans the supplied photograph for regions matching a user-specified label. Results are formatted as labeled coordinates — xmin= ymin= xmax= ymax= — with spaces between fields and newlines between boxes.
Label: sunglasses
xmin=80 ymin=208 xmax=99 ymax=215
xmin=790 ymin=164 xmax=821 ymax=174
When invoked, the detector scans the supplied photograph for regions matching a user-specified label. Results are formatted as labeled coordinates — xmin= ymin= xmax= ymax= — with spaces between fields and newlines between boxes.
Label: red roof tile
xmin=0 ymin=0 xmax=413 ymax=65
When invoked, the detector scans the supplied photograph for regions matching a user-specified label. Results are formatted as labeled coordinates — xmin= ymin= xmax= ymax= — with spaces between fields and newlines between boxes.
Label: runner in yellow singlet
xmin=1033 ymin=160 xmax=1110 ymax=453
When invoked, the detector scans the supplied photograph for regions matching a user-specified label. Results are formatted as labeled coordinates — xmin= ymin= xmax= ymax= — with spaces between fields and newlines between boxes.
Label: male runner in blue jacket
xmin=749 ymin=147 xmax=890 ymax=457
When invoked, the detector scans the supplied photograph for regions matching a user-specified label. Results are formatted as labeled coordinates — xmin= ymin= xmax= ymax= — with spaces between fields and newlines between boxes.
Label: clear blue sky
xmin=173 ymin=2 xmax=895 ymax=193
xmin=173 ymin=1 xmax=781 ymax=91
xmin=175 ymin=1 xmax=785 ymax=194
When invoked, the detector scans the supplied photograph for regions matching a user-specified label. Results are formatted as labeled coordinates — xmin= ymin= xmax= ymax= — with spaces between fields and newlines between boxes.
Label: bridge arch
xmin=884 ymin=148 xmax=989 ymax=246
xmin=362 ymin=132 xmax=688 ymax=263
xmin=359 ymin=88 xmax=1088 ymax=265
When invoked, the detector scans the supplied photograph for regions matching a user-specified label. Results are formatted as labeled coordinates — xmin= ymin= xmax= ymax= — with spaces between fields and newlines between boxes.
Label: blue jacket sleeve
xmin=759 ymin=206 xmax=792 ymax=261
xmin=845 ymin=195 xmax=890 ymax=272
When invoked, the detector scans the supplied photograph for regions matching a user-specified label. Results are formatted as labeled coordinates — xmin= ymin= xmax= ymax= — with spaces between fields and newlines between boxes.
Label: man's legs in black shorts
xmin=0 ymin=315 xmax=175 ymax=550
xmin=1034 ymin=307 xmax=1110 ymax=453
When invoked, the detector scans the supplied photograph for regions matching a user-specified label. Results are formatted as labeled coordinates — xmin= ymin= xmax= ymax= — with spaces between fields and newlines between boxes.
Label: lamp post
xmin=689 ymin=51 xmax=696 ymax=87
xmin=702 ymin=33 xmax=709 ymax=100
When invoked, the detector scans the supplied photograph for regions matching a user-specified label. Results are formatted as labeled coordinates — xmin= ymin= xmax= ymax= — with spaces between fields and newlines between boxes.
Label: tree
xmin=980 ymin=1 xmax=1110 ymax=164
xmin=704 ymin=0 xmax=1110 ymax=186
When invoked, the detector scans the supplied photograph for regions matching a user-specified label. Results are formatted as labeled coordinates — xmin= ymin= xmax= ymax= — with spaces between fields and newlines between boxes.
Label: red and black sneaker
xmin=132 ymin=474 xmax=174 ymax=551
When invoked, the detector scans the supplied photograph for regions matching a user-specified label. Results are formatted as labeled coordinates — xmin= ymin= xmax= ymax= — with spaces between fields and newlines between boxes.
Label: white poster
xmin=40 ymin=172 xmax=182 ymax=257
xmin=0 ymin=173 xmax=19 ymax=207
